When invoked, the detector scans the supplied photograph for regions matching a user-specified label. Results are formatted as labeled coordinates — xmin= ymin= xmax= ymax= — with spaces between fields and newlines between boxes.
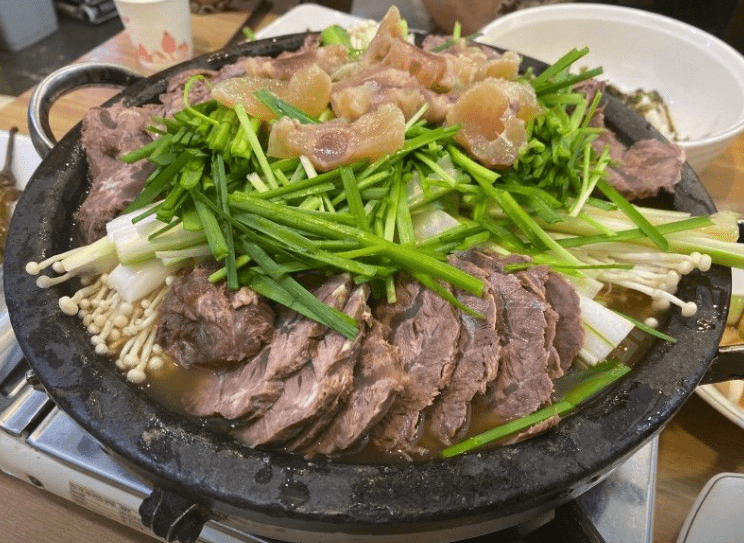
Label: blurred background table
xmin=1 ymin=2 xmax=744 ymax=543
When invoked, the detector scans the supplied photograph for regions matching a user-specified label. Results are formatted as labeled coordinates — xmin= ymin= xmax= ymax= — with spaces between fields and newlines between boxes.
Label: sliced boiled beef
xmin=181 ymin=274 xmax=352 ymax=420
xmin=77 ymin=102 xmax=159 ymax=243
xmin=428 ymin=257 xmax=502 ymax=446
xmin=155 ymin=265 xmax=275 ymax=369
xmin=263 ymin=274 xmax=354 ymax=382
xmin=77 ymin=64 xmax=251 ymax=243
xmin=600 ymin=136 xmax=686 ymax=199
xmin=457 ymin=250 xmax=556 ymax=419
xmin=515 ymin=266 xmax=563 ymax=379
xmin=369 ymin=280 xmax=461 ymax=455
xmin=182 ymin=347 xmax=281 ymax=420
xmin=544 ymin=272 xmax=584 ymax=374
xmin=234 ymin=284 xmax=371 ymax=448
xmin=310 ymin=320 xmax=405 ymax=456
xmin=502 ymin=413 xmax=562 ymax=446
xmin=576 ymin=79 xmax=684 ymax=200
xmin=478 ymin=268 xmax=554 ymax=420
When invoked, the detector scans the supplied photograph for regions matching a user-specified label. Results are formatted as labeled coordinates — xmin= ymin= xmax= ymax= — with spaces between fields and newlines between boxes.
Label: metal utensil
xmin=1 ymin=126 xmax=20 ymax=262
xmin=224 ymin=0 xmax=274 ymax=48
xmin=0 ymin=126 xmax=19 ymax=195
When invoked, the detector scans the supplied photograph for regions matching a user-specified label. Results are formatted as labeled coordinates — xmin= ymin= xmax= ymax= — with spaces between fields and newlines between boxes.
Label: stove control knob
xmin=24 ymin=369 xmax=44 ymax=391
xmin=140 ymin=486 xmax=210 ymax=543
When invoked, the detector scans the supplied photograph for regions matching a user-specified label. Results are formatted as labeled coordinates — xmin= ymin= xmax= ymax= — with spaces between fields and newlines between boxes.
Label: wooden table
xmin=1 ymin=5 xmax=744 ymax=542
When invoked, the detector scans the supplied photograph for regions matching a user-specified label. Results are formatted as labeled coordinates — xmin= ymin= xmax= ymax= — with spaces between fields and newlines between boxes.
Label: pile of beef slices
xmin=155 ymin=250 xmax=582 ymax=460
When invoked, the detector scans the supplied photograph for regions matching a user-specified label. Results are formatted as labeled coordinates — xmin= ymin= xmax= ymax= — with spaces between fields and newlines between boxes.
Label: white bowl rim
xmin=478 ymin=2 xmax=744 ymax=148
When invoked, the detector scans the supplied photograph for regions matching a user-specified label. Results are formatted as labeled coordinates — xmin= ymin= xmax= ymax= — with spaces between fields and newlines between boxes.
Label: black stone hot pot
xmin=5 ymin=33 xmax=744 ymax=543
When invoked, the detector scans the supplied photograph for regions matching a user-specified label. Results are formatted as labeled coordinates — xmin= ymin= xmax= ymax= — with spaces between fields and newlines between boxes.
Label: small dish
xmin=0 ymin=129 xmax=40 ymax=192
xmin=1 ymin=128 xmax=41 ymax=315
xmin=477 ymin=3 xmax=744 ymax=173
xmin=696 ymin=383 xmax=744 ymax=431
xmin=677 ymin=472 xmax=744 ymax=543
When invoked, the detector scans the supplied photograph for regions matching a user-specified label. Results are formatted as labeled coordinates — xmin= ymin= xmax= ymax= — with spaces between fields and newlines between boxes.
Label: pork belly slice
xmin=267 ymin=104 xmax=406 ymax=171
xmin=369 ymin=280 xmax=461 ymax=455
xmin=428 ymin=257 xmax=502 ymax=446
xmin=310 ymin=320 xmax=404 ymax=456
xmin=235 ymin=284 xmax=371 ymax=448
xmin=182 ymin=274 xmax=352 ymax=419
xmin=156 ymin=265 xmax=275 ymax=370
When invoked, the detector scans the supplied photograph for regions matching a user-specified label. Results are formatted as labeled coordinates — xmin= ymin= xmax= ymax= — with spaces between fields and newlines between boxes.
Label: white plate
xmin=677 ymin=472 xmax=744 ymax=543
xmin=696 ymin=384 xmax=744 ymax=431
xmin=695 ymin=269 xmax=744 ymax=429
xmin=254 ymin=3 xmax=364 ymax=39
xmin=1 ymin=129 xmax=42 ymax=329
xmin=0 ymin=129 xmax=41 ymax=191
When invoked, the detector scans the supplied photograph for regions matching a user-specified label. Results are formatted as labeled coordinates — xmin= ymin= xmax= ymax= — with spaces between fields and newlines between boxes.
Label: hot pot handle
xmin=27 ymin=62 xmax=143 ymax=157
xmin=699 ymin=345 xmax=744 ymax=385
xmin=139 ymin=486 xmax=211 ymax=543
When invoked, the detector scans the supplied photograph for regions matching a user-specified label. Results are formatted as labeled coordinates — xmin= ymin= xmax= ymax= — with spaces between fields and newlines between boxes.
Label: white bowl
xmin=477 ymin=3 xmax=744 ymax=173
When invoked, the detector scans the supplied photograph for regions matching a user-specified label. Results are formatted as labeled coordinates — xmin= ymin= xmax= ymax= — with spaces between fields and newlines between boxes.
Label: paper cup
xmin=113 ymin=0 xmax=193 ymax=72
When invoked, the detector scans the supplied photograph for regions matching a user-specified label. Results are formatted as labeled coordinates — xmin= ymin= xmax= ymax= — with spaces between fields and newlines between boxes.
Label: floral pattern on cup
xmin=136 ymin=30 xmax=191 ymax=66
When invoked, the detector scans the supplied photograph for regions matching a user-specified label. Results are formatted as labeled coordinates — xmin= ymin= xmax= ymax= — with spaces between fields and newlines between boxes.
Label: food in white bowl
xmin=477 ymin=3 xmax=744 ymax=172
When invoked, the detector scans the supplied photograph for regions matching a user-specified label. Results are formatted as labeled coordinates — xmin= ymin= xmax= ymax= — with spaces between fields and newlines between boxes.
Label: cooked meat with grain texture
xmin=234 ymin=284 xmax=371 ymax=447
xmin=170 ymin=249 xmax=583 ymax=457
xmin=181 ymin=274 xmax=352 ymax=420
xmin=428 ymin=256 xmax=502 ymax=446
xmin=369 ymin=280 xmax=461 ymax=455
xmin=310 ymin=319 xmax=405 ymax=456
xmin=156 ymin=265 xmax=275 ymax=370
